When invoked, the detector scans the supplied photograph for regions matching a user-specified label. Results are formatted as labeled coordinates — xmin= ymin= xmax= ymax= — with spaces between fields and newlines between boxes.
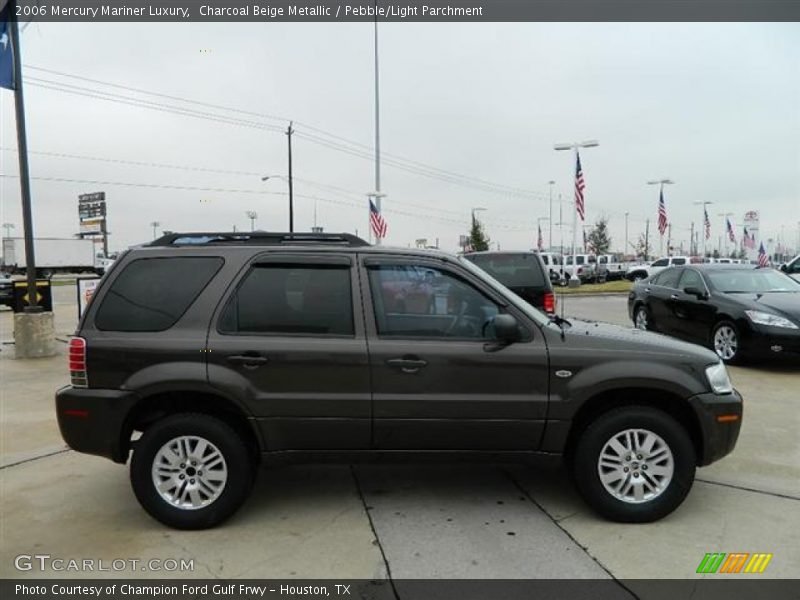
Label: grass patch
xmin=556 ymin=279 xmax=632 ymax=294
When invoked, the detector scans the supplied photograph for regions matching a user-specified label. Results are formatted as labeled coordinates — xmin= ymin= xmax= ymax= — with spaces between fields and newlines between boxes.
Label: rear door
xmin=647 ymin=267 xmax=683 ymax=333
xmin=207 ymin=253 xmax=371 ymax=450
xmin=361 ymin=255 xmax=549 ymax=451
xmin=669 ymin=268 xmax=716 ymax=342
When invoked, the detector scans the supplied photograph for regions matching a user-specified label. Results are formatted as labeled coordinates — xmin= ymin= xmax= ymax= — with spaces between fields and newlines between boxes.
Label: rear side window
xmin=219 ymin=265 xmax=354 ymax=336
xmin=466 ymin=254 xmax=545 ymax=287
xmin=95 ymin=257 xmax=223 ymax=331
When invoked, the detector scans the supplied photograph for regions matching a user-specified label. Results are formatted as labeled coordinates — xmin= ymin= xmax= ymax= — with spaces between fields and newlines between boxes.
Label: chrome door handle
xmin=386 ymin=358 xmax=428 ymax=373
xmin=670 ymin=294 xmax=679 ymax=300
xmin=227 ymin=354 xmax=269 ymax=368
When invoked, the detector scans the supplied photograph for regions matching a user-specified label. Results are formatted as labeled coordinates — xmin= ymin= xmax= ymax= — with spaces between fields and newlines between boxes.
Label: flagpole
xmin=8 ymin=7 xmax=39 ymax=312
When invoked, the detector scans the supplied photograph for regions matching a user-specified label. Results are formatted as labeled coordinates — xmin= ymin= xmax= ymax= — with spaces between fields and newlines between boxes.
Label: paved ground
xmin=0 ymin=286 xmax=798 ymax=582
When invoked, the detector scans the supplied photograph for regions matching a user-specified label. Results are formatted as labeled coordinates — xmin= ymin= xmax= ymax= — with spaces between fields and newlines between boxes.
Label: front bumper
xmin=741 ymin=325 xmax=800 ymax=359
xmin=689 ymin=390 xmax=743 ymax=466
xmin=55 ymin=386 xmax=139 ymax=463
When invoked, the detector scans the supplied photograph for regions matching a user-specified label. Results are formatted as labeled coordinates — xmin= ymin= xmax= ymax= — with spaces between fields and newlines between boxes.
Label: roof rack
xmin=148 ymin=231 xmax=370 ymax=248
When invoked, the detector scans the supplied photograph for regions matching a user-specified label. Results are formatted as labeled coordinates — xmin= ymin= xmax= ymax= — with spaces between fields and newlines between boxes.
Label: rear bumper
xmin=55 ymin=386 xmax=139 ymax=463
xmin=689 ymin=390 xmax=743 ymax=466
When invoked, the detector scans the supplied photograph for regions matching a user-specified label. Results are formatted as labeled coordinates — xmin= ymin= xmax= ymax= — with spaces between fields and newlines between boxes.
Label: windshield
xmin=464 ymin=254 xmax=545 ymax=287
xmin=458 ymin=256 xmax=550 ymax=326
xmin=707 ymin=269 xmax=800 ymax=293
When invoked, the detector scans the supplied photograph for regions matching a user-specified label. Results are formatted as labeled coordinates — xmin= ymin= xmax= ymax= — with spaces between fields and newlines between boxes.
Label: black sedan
xmin=628 ymin=265 xmax=800 ymax=363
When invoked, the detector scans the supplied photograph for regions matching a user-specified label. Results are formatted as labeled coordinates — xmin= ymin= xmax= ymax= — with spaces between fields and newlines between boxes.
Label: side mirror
xmin=492 ymin=314 xmax=520 ymax=343
xmin=780 ymin=264 xmax=788 ymax=272
xmin=684 ymin=286 xmax=707 ymax=300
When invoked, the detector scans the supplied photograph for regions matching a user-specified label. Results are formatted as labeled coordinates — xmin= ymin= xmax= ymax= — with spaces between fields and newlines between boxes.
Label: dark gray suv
xmin=56 ymin=232 xmax=743 ymax=529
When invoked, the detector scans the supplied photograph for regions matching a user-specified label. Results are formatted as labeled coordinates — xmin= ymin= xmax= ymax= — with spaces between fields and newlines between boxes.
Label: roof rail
xmin=148 ymin=231 xmax=370 ymax=248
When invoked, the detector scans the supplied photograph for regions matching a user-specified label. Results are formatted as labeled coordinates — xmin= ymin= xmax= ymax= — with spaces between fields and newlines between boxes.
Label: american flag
xmin=726 ymin=218 xmax=735 ymax=243
xmin=369 ymin=199 xmax=387 ymax=239
xmin=657 ymin=189 xmax=668 ymax=235
xmin=537 ymin=224 xmax=543 ymax=251
xmin=743 ymin=227 xmax=754 ymax=249
xmin=574 ymin=152 xmax=586 ymax=221
xmin=704 ymin=207 xmax=711 ymax=240
xmin=757 ymin=242 xmax=769 ymax=267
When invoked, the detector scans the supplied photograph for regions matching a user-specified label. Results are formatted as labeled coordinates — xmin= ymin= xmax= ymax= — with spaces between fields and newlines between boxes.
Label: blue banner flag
xmin=1 ymin=3 xmax=15 ymax=90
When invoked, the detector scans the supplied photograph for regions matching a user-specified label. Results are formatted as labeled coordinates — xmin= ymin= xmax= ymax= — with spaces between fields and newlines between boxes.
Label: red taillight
xmin=68 ymin=337 xmax=88 ymax=388
xmin=543 ymin=292 xmax=556 ymax=314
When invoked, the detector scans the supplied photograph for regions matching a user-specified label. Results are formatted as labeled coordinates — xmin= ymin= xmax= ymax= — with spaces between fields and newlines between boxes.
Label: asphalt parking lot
xmin=0 ymin=285 xmax=798 ymax=582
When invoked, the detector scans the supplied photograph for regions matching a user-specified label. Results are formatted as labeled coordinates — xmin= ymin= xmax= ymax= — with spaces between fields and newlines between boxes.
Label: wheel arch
xmin=563 ymin=387 xmax=704 ymax=467
xmin=121 ymin=390 xmax=262 ymax=466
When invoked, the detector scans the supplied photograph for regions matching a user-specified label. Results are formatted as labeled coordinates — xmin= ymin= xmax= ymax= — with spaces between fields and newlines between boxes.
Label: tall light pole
xmin=647 ymin=179 xmax=674 ymax=256
xmin=2 ymin=222 xmax=15 ymax=239
xmin=246 ymin=211 xmax=258 ymax=232
xmin=624 ymin=212 xmax=629 ymax=256
xmin=693 ymin=201 xmax=713 ymax=257
xmin=150 ymin=221 xmax=160 ymax=240
xmin=261 ymin=175 xmax=285 ymax=232
xmin=370 ymin=16 xmax=384 ymax=245
xmin=547 ymin=180 xmax=555 ymax=251
xmin=554 ymin=140 xmax=599 ymax=286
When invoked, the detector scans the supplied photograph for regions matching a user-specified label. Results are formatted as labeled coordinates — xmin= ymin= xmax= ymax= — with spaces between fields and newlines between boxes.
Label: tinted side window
xmin=671 ymin=258 xmax=687 ymax=265
xmin=678 ymin=269 xmax=704 ymax=290
xmin=465 ymin=254 xmax=545 ymax=287
xmin=95 ymin=257 xmax=223 ymax=332
xmin=220 ymin=265 xmax=353 ymax=336
xmin=652 ymin=258 xmax=669 ymax=267
xmin=654 ymin=268 xmax=682 ymax=289
xmin=368 ymin=265 xmax=499 ymax=339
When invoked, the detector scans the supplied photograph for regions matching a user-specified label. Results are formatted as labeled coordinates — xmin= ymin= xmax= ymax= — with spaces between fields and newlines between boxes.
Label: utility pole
xmin=645 ymin=219 xmax=650 ymax=262
xmin=690 ymin=221 xmax=695 ymax=256
xmin=624 ymin=212 xmax=629 ymax=257
xmin=2 ymin=222 xmax=15 ymax=239
xmin=286 ymin=122 xmax=294 ymax=232
xmin=548 ymin=180 xmax=555 ymax=251
xmin=150 ymin=221 xmax=160 ymax=240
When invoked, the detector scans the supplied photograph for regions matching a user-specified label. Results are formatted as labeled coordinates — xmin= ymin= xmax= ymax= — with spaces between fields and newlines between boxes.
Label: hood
xmin=560 ymin=319 xmax=719 ymax=363
xmin=724 ymin=292 xmax=800 ymax=322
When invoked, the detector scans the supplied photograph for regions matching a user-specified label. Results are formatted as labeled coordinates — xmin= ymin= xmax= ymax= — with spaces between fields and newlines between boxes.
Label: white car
xmin=626 ymin=256 xmax=692 ymax=281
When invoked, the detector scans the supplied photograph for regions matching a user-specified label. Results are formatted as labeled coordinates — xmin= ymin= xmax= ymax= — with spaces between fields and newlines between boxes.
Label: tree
xmin=469 ymin=217 xmax=491 ymax=252
xmin=587 ymin=217 xmax=612 ymax=255
xmin=635 ymin=233 xmax=651 ymax=261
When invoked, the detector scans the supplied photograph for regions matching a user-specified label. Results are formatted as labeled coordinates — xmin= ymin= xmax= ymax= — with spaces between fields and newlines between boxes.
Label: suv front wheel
xmin=572 ymin=407 xmax=696 ymax=522
xmin=130 ymin=413 xmax=254 ymax=529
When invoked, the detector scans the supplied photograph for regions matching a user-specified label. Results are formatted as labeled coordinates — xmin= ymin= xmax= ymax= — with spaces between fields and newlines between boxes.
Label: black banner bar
xmin=9 ymin=0 xmax=800 ymax=22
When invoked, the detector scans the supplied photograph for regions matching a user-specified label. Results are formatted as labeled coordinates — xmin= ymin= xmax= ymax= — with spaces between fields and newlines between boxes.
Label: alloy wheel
xmin=713 ymin=325 xmax=738 ymax=361
xmin=151 ymin=435 xmax=228 ymax=510
xmin=635 ymin=307 xmax=649 ymax=330
xmin=597 ymin=428 xmax=674 ymax=504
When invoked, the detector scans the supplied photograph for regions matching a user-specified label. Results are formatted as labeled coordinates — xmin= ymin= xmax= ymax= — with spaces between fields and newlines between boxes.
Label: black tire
xmin=710 ymin=320 xmax=742 ymax=365
xmin=633 ymin=303 xmax=653 ymax=331
xmin=572 ymin=406 xmax=696 ymax=523
xmin=130 ymin=413 xmax=254 ymax=530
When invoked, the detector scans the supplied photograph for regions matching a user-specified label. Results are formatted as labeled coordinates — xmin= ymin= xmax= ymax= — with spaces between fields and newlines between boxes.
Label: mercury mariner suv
xmin=56 ymin=232 xmax=742 ymax=529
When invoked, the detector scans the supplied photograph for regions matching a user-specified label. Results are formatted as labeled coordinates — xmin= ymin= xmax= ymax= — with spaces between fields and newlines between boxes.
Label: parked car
xmin=56 ymin=231 xmax=742 ymax=529
xmin=0 ymin=274 xmax=13 ymax=308
xmin=564 ymin=254 xmax=598 ymax=283
xmin=597 ymin=254 xmax=633 ymax=281
xmin=626 ymin=256 xmax=694 ymax=281
xmin=463 ymin=251 xmax=556 ymax=314
xmin=628 ymin=264 xmax=800 ymax=363
xmin=537 ymin=252 xmax=566 ymax=286
xmin=781 ymin=254 xmax=800 ymax=283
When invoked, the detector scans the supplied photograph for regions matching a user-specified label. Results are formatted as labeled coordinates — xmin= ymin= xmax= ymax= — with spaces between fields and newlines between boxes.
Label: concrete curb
xmin=555 ymin=292 xmax=630 ymax=298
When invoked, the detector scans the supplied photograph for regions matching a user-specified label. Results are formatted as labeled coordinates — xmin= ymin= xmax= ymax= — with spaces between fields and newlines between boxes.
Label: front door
xmin=361 ymin=257 xmax=549 ymax=450
xmin=207 ymin=254 xmax=371 ymax=450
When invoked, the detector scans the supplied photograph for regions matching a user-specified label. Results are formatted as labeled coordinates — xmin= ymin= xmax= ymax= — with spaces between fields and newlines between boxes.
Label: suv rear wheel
xmin=130 ymin=413 xmax=254 ymax=529
xmin=572 ymin=406 xmax=696 ymax=522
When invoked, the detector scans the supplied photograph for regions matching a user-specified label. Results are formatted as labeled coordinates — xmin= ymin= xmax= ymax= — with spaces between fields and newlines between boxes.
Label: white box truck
xmin=1 ymin=237 xmax=99 ymax=277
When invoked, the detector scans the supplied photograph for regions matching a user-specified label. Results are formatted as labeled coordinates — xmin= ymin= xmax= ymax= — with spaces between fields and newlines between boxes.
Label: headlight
xmin=705 ymin=362 xmax=733 ymax=395
xmin=744 ymin=310 xmax=799 ymax=329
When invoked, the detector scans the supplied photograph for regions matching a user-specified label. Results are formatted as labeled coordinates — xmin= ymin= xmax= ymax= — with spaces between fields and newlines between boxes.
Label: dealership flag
xmin=657 ymin=189 xmax=668 ymax=235
xmin=0 ymin=5 xmax=14 ymax=90
xmin=537 ymin=224 xmax=543 ymax=251
xmin=369 ymin=199 xmax=387 ymax=239
xmin=743 ymin=227 xmax=755 ymax=249
xmin=726 ymin=218 xmax=735 ymax=243
xmin=757 ymin=242 xmax=769 ymax=267
xmin=574 ymin=152 xmax=585 ymax=221
xmin=704 ymin=207 xmax=711 ymax=240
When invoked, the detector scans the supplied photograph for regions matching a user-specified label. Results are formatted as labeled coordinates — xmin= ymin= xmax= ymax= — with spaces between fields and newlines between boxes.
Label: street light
xmin=261 ymin=175 xmax=290 ymax=232
xmin=554 ymin=140 xmax=599 ymax=286
xmin=2 ymin=222 xmax=15 ymax=239
xmin=547 ymin=180 xmax=555 ymax=251
xmin=149 ymin=221 xmax=160 ymax=240
xmin=246 ymin=211 xmax=258 ymax=232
